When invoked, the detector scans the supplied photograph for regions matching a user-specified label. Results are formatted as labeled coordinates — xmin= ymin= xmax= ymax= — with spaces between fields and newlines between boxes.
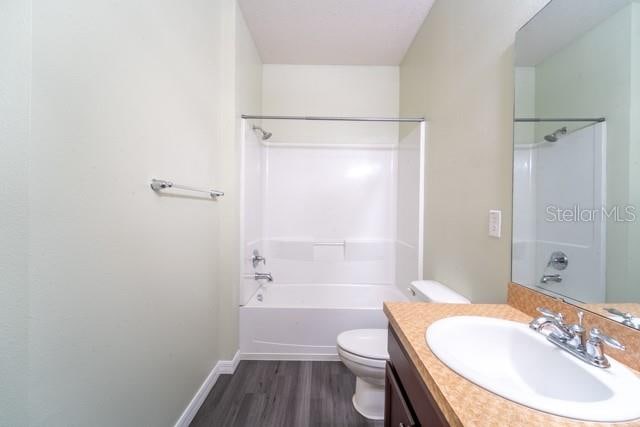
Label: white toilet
xmin=336 ymin=280 xmax=470 ymax=420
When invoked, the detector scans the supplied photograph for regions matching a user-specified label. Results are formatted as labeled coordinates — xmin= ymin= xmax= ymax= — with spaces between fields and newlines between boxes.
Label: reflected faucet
xmin=541 ymin=274 xmax=562 ymax=284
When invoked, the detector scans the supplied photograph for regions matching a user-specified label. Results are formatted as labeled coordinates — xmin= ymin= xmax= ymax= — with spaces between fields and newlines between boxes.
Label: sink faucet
xmin=254 ymin=272 xmax=273 ymax=282
xmin=530 ymin=307 xmax=625 ymax=368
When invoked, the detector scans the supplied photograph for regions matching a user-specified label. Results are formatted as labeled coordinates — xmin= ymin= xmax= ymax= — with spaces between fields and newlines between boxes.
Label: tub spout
xmin=254 ymin=272 xmax=273 ymax=282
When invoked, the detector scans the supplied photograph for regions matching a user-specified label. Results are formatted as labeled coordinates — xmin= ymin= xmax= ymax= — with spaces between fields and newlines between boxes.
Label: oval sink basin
xmin=426 ymin=316 xmax=640 ymax=422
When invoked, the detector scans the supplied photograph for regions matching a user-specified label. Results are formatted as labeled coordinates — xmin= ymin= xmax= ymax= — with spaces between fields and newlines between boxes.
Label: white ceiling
xmin=237 ymin=0 xmax=436 ymax=65
xmin=515 ymin=0 xmax=630 ymax=66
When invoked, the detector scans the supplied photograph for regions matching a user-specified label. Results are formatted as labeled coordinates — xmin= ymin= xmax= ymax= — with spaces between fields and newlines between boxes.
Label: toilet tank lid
xmin=410 ymin=280 xmax=471 ymax=304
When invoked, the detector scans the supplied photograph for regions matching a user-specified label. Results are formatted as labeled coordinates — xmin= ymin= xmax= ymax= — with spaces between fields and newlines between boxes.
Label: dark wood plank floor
xmin=190 ymin=361 xmax=384 ymax=427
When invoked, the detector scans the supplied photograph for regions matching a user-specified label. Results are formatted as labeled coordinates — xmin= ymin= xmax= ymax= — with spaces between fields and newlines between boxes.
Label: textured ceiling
xmin=238 ymin=0 xmax=436 ymax=65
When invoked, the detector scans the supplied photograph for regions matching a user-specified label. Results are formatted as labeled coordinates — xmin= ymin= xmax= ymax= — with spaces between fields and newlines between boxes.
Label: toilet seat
xmin=337 ymin=346 xmax=387 ymax=369
xmin=337 ymin=329 xmax=388 ymax=361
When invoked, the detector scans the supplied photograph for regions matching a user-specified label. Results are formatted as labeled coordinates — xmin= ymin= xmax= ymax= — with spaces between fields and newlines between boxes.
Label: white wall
xmin=21 ymin=0 xmax=261 ymax=425
xmin=0 ymin=0 xmax=30 ymax=424
xmin=400 ymin=0 xmax=550 ymax=303
xmin=262 ymin=144 xmax=397 ymax=285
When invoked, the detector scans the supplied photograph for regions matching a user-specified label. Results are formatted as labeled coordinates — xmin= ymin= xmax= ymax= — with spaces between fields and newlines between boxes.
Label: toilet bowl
xmin=337 ymin=329 xmax=388 ymax=420
xmin=337 ymin=280 xmax=470 ymax=420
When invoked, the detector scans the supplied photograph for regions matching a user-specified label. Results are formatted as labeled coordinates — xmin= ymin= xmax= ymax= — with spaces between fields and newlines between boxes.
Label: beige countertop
xmin=383 ymin=302 xmax=640 ymax=427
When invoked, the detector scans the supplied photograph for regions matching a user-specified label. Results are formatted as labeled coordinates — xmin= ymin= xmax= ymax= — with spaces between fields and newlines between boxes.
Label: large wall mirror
xmin=512 ymin=0 xmax=640 ymax=328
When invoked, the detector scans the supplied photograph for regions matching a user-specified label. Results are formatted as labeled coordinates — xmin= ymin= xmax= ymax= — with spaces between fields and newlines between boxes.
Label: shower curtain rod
xmin=241 ymin=114 xmax=425 ymax=123
xmin=514 ymin=117 xmax=605 ymax=123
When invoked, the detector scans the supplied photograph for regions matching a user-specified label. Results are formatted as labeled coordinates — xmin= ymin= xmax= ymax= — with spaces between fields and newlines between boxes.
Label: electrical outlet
xmin=489 ymin=210 xmax=502 ymax=238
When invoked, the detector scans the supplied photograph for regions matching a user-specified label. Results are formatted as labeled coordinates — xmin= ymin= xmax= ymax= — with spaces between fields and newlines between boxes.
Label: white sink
xmin=426 ymin=316 xmax=640 ymax=422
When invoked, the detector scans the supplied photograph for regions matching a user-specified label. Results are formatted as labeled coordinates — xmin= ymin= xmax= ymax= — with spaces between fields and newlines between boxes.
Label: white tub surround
xmin=240 ymin=284 xmax=407 ymax=359
xmin=512 ymin=122 xmax=607 ymax=302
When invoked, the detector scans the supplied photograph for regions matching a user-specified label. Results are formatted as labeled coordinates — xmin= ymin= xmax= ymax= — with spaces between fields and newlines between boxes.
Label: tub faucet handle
xmin=252 ymin=249 xmax=266 ymax=268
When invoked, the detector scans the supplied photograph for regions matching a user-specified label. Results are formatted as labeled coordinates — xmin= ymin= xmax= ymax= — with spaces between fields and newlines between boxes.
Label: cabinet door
xmin=385 ymin=362 xmax=418 ymax=427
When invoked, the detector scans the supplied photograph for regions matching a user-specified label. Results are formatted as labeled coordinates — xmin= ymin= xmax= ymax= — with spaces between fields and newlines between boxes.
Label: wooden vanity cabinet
xmin=385 ymin=326 xmax=448 ymax=427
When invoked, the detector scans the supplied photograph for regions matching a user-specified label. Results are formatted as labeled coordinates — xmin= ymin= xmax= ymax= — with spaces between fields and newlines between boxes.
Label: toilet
xmin=336 ymin=280 xmax=470 ymax=420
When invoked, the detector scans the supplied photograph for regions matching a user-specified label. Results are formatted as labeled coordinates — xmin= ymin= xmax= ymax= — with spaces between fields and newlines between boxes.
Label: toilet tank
xmin=407 ymin=280 xmax=471 ymax=304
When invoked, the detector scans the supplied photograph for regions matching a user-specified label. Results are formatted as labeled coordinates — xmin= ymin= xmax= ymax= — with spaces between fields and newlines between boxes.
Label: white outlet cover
xmin=489 ymin=210 xmax=502 ymax=238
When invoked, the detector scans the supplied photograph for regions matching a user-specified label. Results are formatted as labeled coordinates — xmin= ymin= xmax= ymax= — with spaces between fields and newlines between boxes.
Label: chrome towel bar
xmin=150 ymin=179 xmax=224 ymax=200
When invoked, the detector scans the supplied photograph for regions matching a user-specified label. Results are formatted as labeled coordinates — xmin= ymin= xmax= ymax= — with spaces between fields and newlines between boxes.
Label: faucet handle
xmin=577 ymin=311 xmax=584 ymax=326
xmin=537 ymin=307 xmax=565 ymax=322
xmin=568 ymin=311 xmax=587 ymax=349
xmin=252 ymin=249 xmax=266 ymax=268
xmin=589 ymin=328 xmax=625 ymax=351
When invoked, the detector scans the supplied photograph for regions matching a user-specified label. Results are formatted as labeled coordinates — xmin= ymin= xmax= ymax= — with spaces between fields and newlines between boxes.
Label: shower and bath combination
xmin=239 ymin=115 xmax=427 ymax=362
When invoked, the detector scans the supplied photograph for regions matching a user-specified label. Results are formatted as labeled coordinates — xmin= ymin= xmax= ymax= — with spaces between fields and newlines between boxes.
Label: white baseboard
xmin=218 ymin=349 xmax=241 ymax=374
xmin=174 ymin=350 xmax=241 ymax=427
xmin=240 ymin=352 xmax=340 ymax=361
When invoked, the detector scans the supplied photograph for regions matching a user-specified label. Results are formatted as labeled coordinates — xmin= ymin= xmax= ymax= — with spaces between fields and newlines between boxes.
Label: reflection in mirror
xmin=512 ymin=0 xmax=640 ymax=328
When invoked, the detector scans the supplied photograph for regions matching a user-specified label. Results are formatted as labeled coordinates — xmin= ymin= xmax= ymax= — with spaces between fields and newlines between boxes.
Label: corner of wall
xmin=216 ymin=0 xmax=263 ymax=361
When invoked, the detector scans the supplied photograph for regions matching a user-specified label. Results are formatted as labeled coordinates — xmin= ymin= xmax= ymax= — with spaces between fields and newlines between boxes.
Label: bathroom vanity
xmin=385 ymin=325 xmax=446 ymax=427
xmin=383 ymin=302 xmax=640 ymax=427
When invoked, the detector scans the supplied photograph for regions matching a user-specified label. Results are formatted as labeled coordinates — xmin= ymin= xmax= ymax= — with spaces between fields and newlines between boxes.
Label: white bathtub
xmin=239 ymin=284 xmax=408 ymax=360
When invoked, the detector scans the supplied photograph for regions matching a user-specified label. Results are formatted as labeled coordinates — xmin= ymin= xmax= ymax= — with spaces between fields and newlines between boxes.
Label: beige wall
xmin=262 ymin=65 xmax=399 ymax=144
xmin=216 ymin=1 xmax=263 ymax=360
xmin=20 ymin=0 xmax=261 ymax=425
xmin=400 ymin=0 xmax=549 ymax=302
xmin=0 ymin=0 xmax=30 ymax=425
xmin=631 ymin=2 xmax=640 ymax=303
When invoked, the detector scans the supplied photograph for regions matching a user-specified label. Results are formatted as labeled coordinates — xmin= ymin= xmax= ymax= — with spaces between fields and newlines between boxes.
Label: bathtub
xmin=239 ymin=283 xmax=408 ymax=360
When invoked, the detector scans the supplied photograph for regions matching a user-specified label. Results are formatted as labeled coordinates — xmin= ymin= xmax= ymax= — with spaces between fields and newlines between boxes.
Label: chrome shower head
xmin=544 ymin=126 xmax=567 ymax=142
xmin=252 ymin=125 xmax=272 ymax=140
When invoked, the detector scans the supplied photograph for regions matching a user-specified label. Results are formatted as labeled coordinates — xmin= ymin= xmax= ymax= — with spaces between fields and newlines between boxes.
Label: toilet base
xmin=352 ymin=377 xmax=385 ymax=420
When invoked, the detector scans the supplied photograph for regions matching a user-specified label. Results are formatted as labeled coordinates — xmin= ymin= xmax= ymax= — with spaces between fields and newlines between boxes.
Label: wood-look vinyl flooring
xmin=190 ymin=361 xmax=384 ymax=427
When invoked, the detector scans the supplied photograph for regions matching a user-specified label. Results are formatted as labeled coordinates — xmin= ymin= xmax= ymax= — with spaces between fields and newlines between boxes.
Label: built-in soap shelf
xmin=262 ymin=239 xmax=394 ymax=262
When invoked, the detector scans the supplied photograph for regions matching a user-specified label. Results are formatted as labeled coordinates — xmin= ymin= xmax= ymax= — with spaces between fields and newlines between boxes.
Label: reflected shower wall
xmin=513 ymin=120 xmax=607 ymax=302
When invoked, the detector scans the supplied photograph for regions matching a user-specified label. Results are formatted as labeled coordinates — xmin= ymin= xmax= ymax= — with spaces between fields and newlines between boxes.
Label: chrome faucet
xmin=530 ymin=307 xmax=625 ymax=368
xmin=254 ymin=272 xmax=273 ymax=282
xmin=540 ymin=274 xmax=562 ymax=284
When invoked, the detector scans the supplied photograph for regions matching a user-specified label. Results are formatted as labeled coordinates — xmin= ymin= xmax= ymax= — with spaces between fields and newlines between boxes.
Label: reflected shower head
xmin=544 ymin=126 xmax=567 ymax=142
xmin=252 ymin=125 xmax=272 ymax=140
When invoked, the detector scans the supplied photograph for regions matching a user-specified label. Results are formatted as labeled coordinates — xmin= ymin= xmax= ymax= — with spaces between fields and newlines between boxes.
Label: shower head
xmin=252 ymin=125 xmax=272 ymax=140
xmin=544 ymin=126 xmax=567 ymax=142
